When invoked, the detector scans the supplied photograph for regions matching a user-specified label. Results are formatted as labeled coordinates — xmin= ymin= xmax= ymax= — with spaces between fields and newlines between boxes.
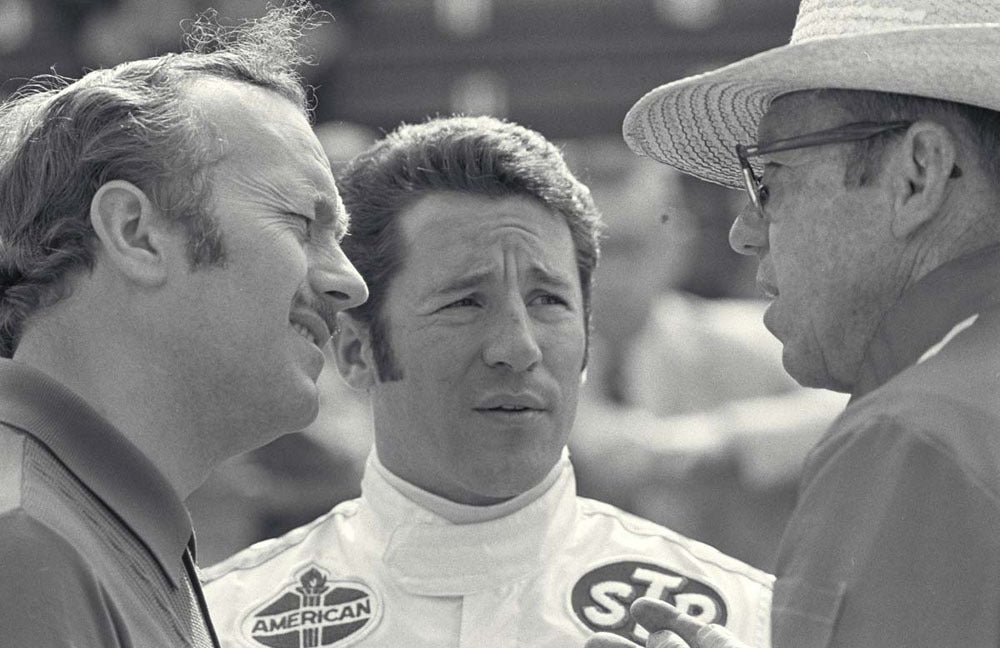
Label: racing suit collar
xmin=362 ymin=448 xmax=578 ymax=595
xmin=369 ymin=447 xmax=569 ymax=524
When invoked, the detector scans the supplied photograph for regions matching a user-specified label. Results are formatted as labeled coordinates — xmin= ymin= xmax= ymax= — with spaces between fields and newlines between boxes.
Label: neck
xmin=371 ymin=448 xmax=570 ymax=524
xmin=15 ymin=324 xmax=214 ymax=499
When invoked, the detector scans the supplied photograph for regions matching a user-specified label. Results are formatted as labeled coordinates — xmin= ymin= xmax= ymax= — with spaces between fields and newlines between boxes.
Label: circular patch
xmin=241 ymin=564 xmax=381 ymax=648
xmin=570 ymin=560 xmax=727 ymax=642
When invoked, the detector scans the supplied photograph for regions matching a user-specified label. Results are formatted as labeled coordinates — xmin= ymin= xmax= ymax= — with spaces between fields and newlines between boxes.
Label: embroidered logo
xmin=242 ymin=565 xmax=380 ymax=648
xmin=570 ymin=560 xmax=727 ymax=643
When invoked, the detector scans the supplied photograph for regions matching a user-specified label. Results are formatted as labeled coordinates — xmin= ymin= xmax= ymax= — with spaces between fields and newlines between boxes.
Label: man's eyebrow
xmin=434 ymin=270 xmax=494 ymax=295
xmin=315 ymin=198 xmax=349 ymax=239
xmin=425 ymin=266 xmax=576 ymax=298
xmin=528 ymin=266 xmax=576 ymax=291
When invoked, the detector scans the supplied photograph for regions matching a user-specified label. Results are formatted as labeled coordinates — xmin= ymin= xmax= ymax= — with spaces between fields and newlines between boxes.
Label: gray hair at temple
xmin=337 ymin=115 xmax=604 ymax=382
xmin=0 ymin=1 xmax=325 ymax=358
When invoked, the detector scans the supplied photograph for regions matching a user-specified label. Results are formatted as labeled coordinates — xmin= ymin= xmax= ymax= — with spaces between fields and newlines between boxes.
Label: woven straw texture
xmin=623 ymin=0 xmax=1000 ymax=189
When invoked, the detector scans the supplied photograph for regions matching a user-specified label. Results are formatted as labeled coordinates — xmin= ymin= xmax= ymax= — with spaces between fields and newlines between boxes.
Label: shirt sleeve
xmin=0 ymin=510 xmax=127 ymax=648
xmin=771 ymin=410 xmax=1000 ymax=648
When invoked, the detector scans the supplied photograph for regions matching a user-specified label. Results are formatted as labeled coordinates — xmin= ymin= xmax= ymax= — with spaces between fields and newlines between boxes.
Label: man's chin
xmin=465 ymin=461 xmax=556 ymax=501
xmin=781 ymin=346 xmax=852 ymax=393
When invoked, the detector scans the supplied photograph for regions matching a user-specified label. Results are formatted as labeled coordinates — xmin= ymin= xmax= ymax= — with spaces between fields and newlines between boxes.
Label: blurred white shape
xmin=654 ymin=0 xmax=722 ymax=30
xmin=0 ymin=0 xmax=33 ymax=55
xmin=313 ymin=120 xmax=378 ymax=171
xmin=625 ymin=293 xmax=797 ymax=417
xmin=435 ymin=0 xmax=492 ymax=37
xmin=450 ymin=69 xmax=508 ymax=117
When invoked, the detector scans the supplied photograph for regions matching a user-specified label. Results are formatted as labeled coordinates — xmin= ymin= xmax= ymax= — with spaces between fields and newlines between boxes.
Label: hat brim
xmin=623 ymin=25 xmax=1000 ymax=189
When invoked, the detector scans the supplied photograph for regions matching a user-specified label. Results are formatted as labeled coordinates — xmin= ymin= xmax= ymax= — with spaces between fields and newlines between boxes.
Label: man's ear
xmin=89 ymin=180 xmax=175 ymax=286
xmin=889 ymin=121 xmax=958 ymax=239
xmin=332 ymin=312 xmax=376 ymax=390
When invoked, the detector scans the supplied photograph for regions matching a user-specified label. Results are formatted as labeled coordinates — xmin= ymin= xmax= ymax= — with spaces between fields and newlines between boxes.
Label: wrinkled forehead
xmin=399 ymin=192 xmax=579 ymax=277
xmin=189 ymin=79 xmax=343 ymax=212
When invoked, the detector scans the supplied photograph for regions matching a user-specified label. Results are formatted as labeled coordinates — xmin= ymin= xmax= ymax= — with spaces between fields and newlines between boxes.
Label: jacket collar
xmin=853 ymin=244 xmax=1000 ymax=400
xmin=0 ymin=359 xmax=192 ymax=587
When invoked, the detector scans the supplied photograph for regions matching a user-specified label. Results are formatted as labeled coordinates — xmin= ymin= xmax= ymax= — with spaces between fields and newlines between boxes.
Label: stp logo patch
xmin=570 ymin=560 xmax=727 ymax=642
xmin=241 ymin=564 xmax=381 ymax=648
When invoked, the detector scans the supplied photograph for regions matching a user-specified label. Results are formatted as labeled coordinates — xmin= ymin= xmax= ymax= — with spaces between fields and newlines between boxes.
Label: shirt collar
xmin=361 ymin=448 xmax=577 ymax=595
xmin=853 ymin=244 xmax=1000 ymax=400
xmin=0 ymin=359 xmax=192 ymax=587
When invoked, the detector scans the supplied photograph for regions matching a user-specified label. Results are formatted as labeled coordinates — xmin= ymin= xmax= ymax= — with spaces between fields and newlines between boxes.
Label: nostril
xmin=327 ymin=290 xmax=351 ymax=301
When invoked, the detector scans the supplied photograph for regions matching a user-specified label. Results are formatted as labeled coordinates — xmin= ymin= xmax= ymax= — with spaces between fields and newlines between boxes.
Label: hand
xmin=583 ymin=598 xmax=755 ymax=648
xmin=630 ymin=598 xmax=754 ymax=648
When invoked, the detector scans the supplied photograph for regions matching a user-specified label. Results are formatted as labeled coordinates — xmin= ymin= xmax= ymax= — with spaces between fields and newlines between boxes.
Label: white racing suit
xmin=203 ymin=450 xmax=773 ymax=648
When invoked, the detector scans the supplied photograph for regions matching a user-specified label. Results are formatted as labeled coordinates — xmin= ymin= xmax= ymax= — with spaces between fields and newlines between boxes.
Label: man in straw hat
xmin=587 ymin=1 xmax=1000 ymax=647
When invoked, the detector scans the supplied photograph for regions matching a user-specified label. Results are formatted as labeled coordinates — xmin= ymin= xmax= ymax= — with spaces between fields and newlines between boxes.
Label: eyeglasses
xmin=735 ymin=121 xmax=914 ymax=218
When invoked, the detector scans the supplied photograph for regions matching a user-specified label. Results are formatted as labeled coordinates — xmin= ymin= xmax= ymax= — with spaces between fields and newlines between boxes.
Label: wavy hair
xmin=0 ymin=1 xmax=325 ymax=357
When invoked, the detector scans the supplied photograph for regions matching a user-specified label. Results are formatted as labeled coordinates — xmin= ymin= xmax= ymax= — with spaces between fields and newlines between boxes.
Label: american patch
xmin=570 ymin=560 xmax=727 ymax=643
xmin=241 ymin=564 xmax=381 ymax=648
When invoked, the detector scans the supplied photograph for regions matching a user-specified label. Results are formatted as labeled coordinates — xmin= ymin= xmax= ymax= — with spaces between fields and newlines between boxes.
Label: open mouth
xmin=289 ymin=309 xmax=331 ymax=348
xmin=291 ymin=321 xmax=318 ymax=346
xmin=759 ymin=282 xmax=779 ymax=299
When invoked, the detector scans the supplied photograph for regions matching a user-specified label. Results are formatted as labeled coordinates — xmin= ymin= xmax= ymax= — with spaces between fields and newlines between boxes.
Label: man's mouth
xmin=291 ymin=321 xmax=318 ymax=345
xmin=758 ymin=281 xmax=779 ymax=299
xmin=480 ymin=405 xmax=538 ymax=414
xmin=474 ymin=393 xmax=548 ymax=417
xmin=289 ymin=309 xmax=331 ymax=348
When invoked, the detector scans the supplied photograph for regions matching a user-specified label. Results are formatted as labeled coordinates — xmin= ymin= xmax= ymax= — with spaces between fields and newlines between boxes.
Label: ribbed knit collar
xmin=853 ymin=244 xmax=1000 ymax=400
xmin=0 ymin=359 xmax=192 ymax=588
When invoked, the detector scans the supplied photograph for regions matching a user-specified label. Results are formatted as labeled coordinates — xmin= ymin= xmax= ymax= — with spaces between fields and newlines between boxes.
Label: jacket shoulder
xmin=575 ymin=497 xmax=773 ymax=588
xmin=201 ymin=497 xmax=362 ymax=583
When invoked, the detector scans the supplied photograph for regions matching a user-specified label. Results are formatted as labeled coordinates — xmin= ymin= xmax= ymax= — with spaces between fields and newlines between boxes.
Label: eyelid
xmin=531 ymin=291 xmax=569 ymax=305
xmin=440 ymin=296 xmax=479 ymax=310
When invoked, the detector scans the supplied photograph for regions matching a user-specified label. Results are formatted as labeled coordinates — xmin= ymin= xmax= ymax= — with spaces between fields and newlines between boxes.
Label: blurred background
xmin=1 ymin=0 xmax=848 ymax=571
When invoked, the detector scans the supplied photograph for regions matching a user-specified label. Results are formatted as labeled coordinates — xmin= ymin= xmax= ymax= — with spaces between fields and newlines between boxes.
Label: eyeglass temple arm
xmin=741 ymin=121 xmax=913 ymax=158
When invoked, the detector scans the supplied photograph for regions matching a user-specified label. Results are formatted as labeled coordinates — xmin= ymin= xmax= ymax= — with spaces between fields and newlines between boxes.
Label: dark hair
xmin=811 ymin=89 xmax=1000 ymax=185
xmin=0 ymin=1 xmax=325 ymax=357
xmin=337 ymin=115 xmax=604 ymax=381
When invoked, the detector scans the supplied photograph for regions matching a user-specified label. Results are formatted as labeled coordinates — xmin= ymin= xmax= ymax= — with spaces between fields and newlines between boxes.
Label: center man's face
xmin=371 ymin=192 xmax=587 ymax=505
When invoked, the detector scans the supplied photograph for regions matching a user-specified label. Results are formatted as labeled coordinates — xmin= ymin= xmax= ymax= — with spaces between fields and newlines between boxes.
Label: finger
xmin=631 ymin=598 xmax=702 ymax=643
xmin=690 ymin=624 xmax=751 ymax=648
xmin=584 ymin=631 xmax=643 ymax=648
xmin=631 ymin=599 xmax=753 ymax=648
xmin=649 ymin=630 xmax=691 ymax=648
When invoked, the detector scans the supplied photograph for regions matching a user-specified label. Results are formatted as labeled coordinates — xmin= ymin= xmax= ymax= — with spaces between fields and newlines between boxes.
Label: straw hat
xmin=623 ymin=0 xmax=1000 ymax=189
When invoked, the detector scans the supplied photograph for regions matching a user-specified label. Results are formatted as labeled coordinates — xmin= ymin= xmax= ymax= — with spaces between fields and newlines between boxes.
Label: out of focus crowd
xmin=1 ymin=0 xmax=846 ymax=571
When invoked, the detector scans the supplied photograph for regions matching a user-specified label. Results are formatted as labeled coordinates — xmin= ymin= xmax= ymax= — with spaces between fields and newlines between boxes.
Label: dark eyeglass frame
xmin=735 ymin=120 xmax=915 ymax=218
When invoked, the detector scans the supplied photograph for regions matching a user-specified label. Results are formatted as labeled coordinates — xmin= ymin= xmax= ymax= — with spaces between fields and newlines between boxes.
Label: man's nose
xmin=309 ymin=244 xmax=368 ymax=311
xmin=728 ymin=201 xmax=768 ymax=257
xmin=483 ymin=301 xmax=542 ymax=373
